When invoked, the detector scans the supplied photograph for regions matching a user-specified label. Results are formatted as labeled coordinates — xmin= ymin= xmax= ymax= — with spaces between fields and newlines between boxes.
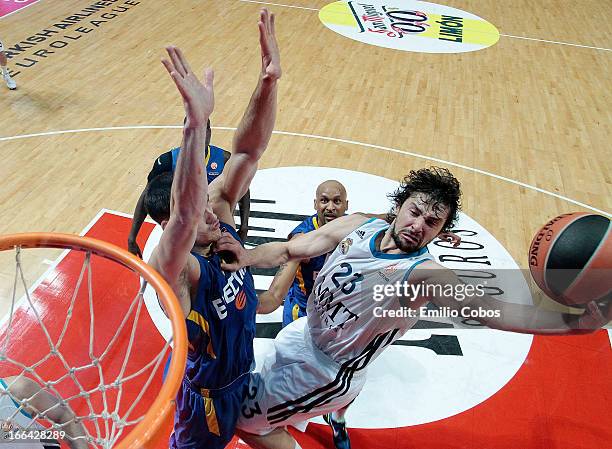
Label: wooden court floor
xmin=0 ymin=0 xmax=610 ymax=447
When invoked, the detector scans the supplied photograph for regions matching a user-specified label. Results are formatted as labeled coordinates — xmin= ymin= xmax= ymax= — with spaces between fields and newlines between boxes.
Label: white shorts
xmin=236 ymin=318 xmax=367 ymax=436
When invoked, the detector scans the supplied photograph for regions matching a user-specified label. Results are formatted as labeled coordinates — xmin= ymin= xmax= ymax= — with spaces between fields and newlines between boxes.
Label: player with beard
xmin=255 ymin=178 xmax=461 ymax=449
xmin=217 ymin=166 xmax=610 ymax=449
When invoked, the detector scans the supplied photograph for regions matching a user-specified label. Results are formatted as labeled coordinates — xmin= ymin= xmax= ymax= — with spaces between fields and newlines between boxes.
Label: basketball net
xmin=0 ymin=234 xmax=187 ymax=449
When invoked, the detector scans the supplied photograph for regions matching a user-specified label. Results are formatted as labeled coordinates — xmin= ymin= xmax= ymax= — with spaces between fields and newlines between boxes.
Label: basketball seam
xmin=542 ymin=214 xmax=587 ymax=294
xmin=563 ymin=220 xmax=611 ymax=300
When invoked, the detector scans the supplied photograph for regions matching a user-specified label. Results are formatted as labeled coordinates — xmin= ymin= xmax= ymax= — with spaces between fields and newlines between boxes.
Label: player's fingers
xmin=258 ymin=20 xmax=270 ymax=56
xmin=270 ymin=11 xmax=276 ymax=37
xmin=203 ymin=67 xmax=214 ymax=89
xmin=220 ymin=261 xmax=239 ymax=272
xmin=161 ymin=58 xmax=174 ymax=75
xmin=175 ymin=47 xmax=193 ymax=76
xmin=586 ymin=301 xmax=605 ymax=324
xmin=216 ymin=236 xmax=237 ymax=249
xmin=167 ymin=46 xmax=186 ymax=77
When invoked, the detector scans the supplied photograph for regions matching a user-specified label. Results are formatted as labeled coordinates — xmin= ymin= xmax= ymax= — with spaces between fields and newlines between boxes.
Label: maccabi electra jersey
xmin=147 ymin=145 xmax=226 ymax=184
xmin=185 ymin=223 xmax=258 ymax=389
xmin=307 ymin=218 xmax=434 ymax=364
xmin=283 ymin=215 xmax=326 ymax=324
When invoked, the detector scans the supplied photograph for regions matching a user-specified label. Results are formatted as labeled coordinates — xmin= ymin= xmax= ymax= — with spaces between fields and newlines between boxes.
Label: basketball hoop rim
xmin=0 ymin=232 xmax=187 ymax=449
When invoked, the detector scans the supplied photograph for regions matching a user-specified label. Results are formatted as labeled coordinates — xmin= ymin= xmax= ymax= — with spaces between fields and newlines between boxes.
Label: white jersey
xmin=307 ymin=218 xmax=433 ymax=364
xmin=0 ymin=379 xmax=57 ymax=449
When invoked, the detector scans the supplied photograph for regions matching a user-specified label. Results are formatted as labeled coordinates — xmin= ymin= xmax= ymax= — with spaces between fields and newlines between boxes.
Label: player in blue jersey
xmin=258 ymin=180 xmax=349 ymax=325
xmin=256 ymin=180 xmax=354 ymax=449
xmin=127 ymin=119 xmax=251 ymax=257
xmin=147 ymin=8 xmax=281 ymax=449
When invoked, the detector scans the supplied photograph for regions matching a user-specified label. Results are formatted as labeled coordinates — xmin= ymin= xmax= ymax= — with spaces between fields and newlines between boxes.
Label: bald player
xmin=258 ymin=180 xmax=349 ymax=325
xmin=256 ymin=180 xmax=352 ymax=448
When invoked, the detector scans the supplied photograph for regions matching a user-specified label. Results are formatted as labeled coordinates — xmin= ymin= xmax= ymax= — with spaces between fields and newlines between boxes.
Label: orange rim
xmin=0 ymin=232 xmax=187 ymax=449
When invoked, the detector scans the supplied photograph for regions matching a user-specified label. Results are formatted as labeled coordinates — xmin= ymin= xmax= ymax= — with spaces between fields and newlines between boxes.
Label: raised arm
xmin=149 ymin=46 xmax=214 ymax=315
xmin=238 ymin=189 xmax=251 ymax=242
xmin=210 ymin=8 xmax=281 ymax=224
xmin=217 ymin=214 xmax=368 ymax=270
xmin=411 ymin=261 xmax=610 ymax=334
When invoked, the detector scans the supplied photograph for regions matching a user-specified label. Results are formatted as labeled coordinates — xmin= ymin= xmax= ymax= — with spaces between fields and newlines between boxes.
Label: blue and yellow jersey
xmin=171 ymin=144 xmax=226 ymax=184
xmin=184 ymin=223 xmax=257 ymax=390
xmin=283 ymin=215 xmax=327 ymax=325
xmin=147 ymin=145 xmax=227 ymax=184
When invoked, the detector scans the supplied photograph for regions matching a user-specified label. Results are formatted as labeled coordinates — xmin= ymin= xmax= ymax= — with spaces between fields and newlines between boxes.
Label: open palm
xmin=162 ymin=46 xmax=214 ymax=127
xmin=259 ymin=9 xmax=281 ymax=81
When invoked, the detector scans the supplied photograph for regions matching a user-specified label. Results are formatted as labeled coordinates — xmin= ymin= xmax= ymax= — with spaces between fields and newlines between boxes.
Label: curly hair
xmin=387 ymin=167 xmax=462 ymax=232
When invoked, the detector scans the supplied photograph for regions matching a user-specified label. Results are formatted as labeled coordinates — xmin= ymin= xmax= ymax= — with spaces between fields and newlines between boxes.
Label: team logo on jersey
xmin=356 ymin=230 xmax=366 ymax=239
xmin=339 ymin=238 xmax=353 ymax=254
xmin=377 ymin=263 xmax=399 ymax=281
xmin=211 ymin=268 xmax=249 ymax=319
xmin=235 ymin=290 xmax=246 ymax=310
xmin=211 ymin=162 xmax=218 ymax=170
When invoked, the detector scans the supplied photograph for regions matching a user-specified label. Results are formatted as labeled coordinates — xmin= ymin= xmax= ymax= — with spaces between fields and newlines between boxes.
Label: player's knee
xmin=236 ymin=427 xmax=296 ymax=449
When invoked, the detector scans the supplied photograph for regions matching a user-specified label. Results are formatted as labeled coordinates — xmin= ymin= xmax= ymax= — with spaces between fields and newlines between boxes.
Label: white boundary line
xmin=1 ymin=126 xmax=609 ymax=217
xmin=238 ymin=0 xmax=612 ymax=52
xmin=498 ymin=33 xmax=612 ymax=52
xmin=239 ymin=0 xmax=318 ymax=11
xmin=0 ymin=0 xmax=43 ymax=20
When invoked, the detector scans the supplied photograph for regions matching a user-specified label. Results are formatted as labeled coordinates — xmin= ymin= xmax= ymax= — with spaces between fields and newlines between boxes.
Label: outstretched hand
xmin=576 ymin=299 xmax=611 ymax=330
xmin=438 ymin=232 xmax=461 ymax=248
xmin=162 ymin=46 xmax=214 ymax=127
xmin=258 ymin=8 xmax=281 ymax=82
xmin=216 ymin=232 xmax=248 ymax=271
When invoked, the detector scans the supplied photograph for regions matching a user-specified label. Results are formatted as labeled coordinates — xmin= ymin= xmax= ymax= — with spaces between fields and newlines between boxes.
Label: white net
xmin=0 ymin=241 xmax=180 ymax=449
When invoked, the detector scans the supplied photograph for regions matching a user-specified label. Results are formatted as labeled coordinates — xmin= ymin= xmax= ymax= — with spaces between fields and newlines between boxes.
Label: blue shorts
xmin=170 ymin=375 xmax=250 ymax=449
xmin=282 ymin=293 xmax=307 ymax=328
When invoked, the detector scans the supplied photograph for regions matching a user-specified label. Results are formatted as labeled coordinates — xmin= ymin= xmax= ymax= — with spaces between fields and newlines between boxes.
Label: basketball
xmin=529 ymin=212 xmax=611 ymax=306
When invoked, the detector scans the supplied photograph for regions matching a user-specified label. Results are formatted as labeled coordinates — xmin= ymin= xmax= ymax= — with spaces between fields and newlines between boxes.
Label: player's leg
xmin=324 ymin=402 xmax=353 ymax=449
xmin=0 ymin=44 xmax=16 ymax=90
xmin=237 ymin=428 xmax=301 ymax=449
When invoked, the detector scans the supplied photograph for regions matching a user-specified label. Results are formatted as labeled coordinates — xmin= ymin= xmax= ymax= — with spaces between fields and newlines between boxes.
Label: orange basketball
xmin=528 ymin=212 xmax=611 ymax=306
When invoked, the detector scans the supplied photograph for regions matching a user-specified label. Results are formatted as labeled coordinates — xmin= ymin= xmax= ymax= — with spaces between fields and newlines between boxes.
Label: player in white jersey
xmin=0 ymin=40 xmax=17 ymax=90
xmin=218 ymin=167 xmax=610 ymax=449
xmin=0 ymin=376 xmax=87 ymax=449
